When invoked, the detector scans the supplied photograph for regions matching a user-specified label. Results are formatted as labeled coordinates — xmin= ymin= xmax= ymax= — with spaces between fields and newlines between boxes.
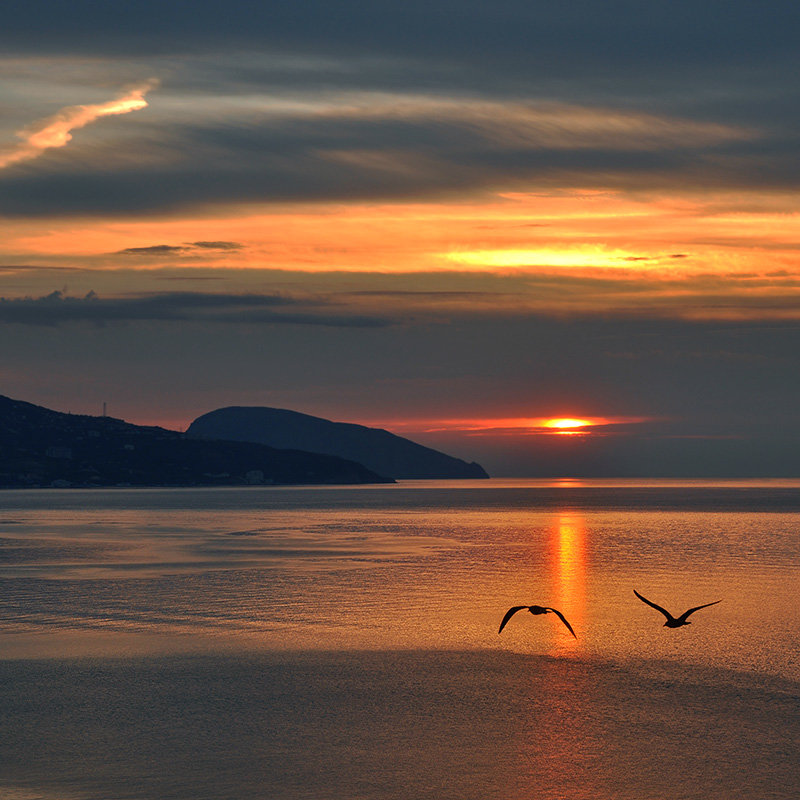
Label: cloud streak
xmin=0 ymin=80 xmax=157 ymax=169
xmin=116 ymin=241 xmax=243 ymax=256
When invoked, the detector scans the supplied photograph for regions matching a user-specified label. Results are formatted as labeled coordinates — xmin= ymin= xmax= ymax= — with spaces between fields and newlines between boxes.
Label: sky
xmin=3 ymin=0 xmax=800 ymax=476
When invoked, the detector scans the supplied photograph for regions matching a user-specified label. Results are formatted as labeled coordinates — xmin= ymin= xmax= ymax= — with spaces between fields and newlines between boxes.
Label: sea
xmin=0 ymin=479 xmax=798 ymax=800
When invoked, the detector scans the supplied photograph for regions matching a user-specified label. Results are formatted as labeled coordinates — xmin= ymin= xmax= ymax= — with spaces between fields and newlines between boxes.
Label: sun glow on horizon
xmin=353 ymin=415 xmax=651 ymax=436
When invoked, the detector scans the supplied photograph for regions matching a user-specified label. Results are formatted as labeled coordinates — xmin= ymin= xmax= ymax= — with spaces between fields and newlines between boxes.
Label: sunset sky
xmin=3 ymin=1 xmax=800 ymax=475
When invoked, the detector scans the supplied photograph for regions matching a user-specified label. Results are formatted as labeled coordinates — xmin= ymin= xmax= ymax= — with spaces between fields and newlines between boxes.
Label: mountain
xmin=186 ymin=407 xmax=490 ymax=480
xmin=0 ymin=395 xmax=390 ymax=488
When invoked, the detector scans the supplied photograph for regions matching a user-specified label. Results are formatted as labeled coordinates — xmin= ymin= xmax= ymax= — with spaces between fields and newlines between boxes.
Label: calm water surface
xmin=1 ymin=479 xmax=798 ymax=799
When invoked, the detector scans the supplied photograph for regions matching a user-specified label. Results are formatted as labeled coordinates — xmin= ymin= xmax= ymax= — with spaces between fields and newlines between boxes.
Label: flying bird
xmin=633 ymin=589 xmax=721 ymax=628
xmin=498 ymin=605 xmax=577 ymax=638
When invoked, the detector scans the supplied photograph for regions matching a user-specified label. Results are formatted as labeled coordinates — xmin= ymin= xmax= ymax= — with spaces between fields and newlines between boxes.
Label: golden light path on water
xmin=549 ymin=514 xmax=587 ymax=654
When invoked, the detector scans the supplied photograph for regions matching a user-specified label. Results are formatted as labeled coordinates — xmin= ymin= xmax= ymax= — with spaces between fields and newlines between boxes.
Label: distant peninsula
xmin=187 ymin=406 xmax=489 ymax=480
xmin=0 ymin=395 xmax=390 ymax=488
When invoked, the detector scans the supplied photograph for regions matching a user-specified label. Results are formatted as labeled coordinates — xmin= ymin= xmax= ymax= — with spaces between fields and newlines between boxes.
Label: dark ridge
xmin=187 ymin=406 xmax=489 ymax=480
xmin=0 ymin=394 xmax=391 ymax=488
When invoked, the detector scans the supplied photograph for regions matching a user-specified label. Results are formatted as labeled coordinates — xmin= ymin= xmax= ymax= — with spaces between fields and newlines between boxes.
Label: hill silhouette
xmin=0 ymin=395 xmax=390 ymax=488
xmin=187 ymin=406 xmax=489 ymax=480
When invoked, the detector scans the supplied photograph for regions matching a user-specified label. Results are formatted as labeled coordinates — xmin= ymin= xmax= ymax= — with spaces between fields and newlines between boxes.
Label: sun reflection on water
xmin=549 ymin=514 xmax=587 ymax=653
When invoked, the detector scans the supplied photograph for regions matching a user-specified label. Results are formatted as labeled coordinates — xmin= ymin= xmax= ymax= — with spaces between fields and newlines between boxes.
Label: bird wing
xmin=498 ymin=606 xmax=529 ymax=634
xmin=546 ymin=607 xmax=577 ymax=639
xmin=677 ymin=599 xmax=722 ymax=623
xmin=633 ymin=589 xmax=675 ymax=621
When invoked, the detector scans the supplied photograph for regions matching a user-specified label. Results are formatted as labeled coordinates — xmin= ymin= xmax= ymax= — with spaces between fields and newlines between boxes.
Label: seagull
xmin=498 ymin=605 xmax=577 ymax=638
xmin=633 ymin=589 xmax=721 ymax=628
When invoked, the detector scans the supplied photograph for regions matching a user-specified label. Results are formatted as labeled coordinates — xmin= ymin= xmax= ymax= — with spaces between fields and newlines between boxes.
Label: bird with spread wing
xmin=633 ymin=589 xmax=721 ymax=628
xmin=498 ymin=604 xmax=577 ymax=638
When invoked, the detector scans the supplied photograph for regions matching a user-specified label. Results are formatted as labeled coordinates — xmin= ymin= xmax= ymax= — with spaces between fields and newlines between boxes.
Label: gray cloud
xmin=3 ymin=2 xmax=800 ymax=216
xmin=190 ymin=241 xmax=242 ymax=250
xmin=0 ymin=290 xmax=393 ymax=327
xmin=3 ymin=1 xmax=799 ymax=75
xmin=117 ymin=241 xmax=243 ymax=256
xmin=0 ymin=102 xmax=778 ymax=216
xmin=5 ymin=267 xmax=800 ymax=322
xmin=1 ymin=5 xmax=797 ymax=149
xmin=117 ymin=245 xmax=185 ymax=256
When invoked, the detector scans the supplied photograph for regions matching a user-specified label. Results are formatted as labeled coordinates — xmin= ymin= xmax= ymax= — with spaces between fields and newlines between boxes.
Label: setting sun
xmin=542 ymin=418 xmax=593 ymax=430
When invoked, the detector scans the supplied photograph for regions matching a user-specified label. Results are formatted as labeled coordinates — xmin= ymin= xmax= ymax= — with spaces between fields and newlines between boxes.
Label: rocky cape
xmin=0 ymin=395 xmax=391 ymax=488
xmin=187 ymin=406 xmax=489 ymax=480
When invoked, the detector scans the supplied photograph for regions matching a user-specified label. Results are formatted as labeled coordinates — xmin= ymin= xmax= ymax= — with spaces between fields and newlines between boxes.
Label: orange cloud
xmin=5 ymin=188 xmax=788 ymax=273
xmin=0 ymin=80 xmax=158 ymax=170
xmin=6 ymin=188 xmax=800 ymax=320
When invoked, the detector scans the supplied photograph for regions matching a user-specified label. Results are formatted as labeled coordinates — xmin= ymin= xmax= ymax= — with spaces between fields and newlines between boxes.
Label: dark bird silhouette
xmin=633 ymin=589 xmax=721 ymax=628
xmin=498 ymin=605 xmax=577 ymax=638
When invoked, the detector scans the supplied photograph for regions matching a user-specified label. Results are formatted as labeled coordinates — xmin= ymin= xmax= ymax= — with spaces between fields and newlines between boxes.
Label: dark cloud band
xmin=0 ymin=290 xmax=392 ymax=327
